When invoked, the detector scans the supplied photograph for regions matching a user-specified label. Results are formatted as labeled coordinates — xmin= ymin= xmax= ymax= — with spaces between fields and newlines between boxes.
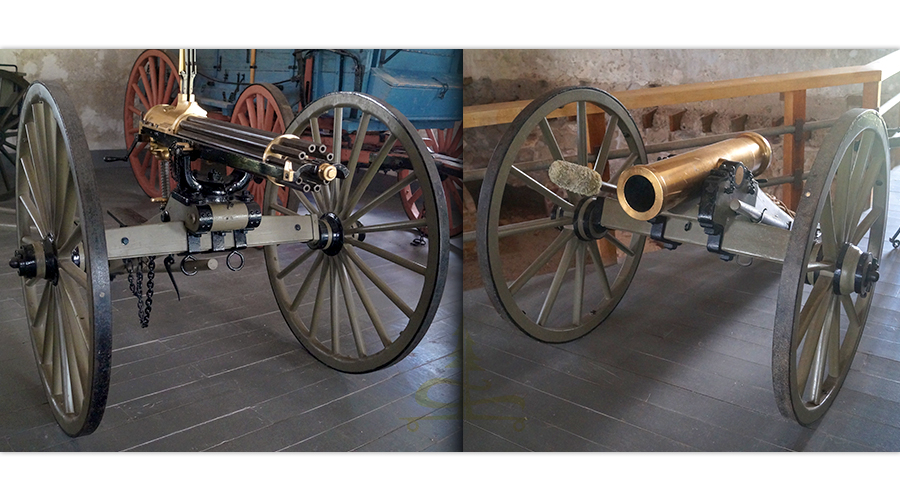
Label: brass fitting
xmin=317 ymin=163 xmax=337 ymax=182
xmin=148 ymin=141 xmax=170 ymax=160
xmin=141 ymin=93 xmax=208 ymax=135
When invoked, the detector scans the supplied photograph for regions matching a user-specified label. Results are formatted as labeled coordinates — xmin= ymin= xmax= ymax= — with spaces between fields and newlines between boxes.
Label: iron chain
xmin=125 ymin=256 xmax=157 ymax=328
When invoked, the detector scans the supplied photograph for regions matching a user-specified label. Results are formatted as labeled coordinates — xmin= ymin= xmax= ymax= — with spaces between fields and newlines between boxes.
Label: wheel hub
xmin=9 ymin=237 xmax=59 ymax=284
xmin=833 ymin=242 xmax=879 ymax=296
xmin=309 ymin=212 xmax=345 ymax=256
xmin=572 ymin=197 xmax=607 ymax=241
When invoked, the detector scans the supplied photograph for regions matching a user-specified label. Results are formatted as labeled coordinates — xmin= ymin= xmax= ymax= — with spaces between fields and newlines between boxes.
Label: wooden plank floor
xmin=0 ymin=155 xmax=461 ymax=452
xmin=462 ymin=166 xmax=900 ymax=452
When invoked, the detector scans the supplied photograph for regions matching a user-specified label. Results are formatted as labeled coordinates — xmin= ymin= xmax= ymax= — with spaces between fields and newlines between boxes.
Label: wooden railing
xmin=463 ymin=50 xmax=900 ymax=212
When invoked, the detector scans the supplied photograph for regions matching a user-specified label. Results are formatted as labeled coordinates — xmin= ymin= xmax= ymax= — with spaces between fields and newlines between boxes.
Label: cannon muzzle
xmin=617 ymin=132 xmax=771 ymax=221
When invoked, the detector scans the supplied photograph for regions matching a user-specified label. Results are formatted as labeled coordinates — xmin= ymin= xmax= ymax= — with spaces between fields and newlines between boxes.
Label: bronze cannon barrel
xmin=616 ymin=132 xmax=772 ymax=221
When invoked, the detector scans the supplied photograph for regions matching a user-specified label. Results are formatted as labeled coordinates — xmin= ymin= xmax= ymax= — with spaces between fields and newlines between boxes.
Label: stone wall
xmin=463 ymin=49 xmax=900 ymax=182
xmin=0 ymin=49 xmax=145 ymax=150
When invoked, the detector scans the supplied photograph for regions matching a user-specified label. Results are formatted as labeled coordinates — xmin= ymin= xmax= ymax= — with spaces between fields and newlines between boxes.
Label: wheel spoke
xmin=263 ymin=99 xmax=275 ymax=131
xmin=826 ymin=298 xmax=842 ymax=379
xmin=538 ymin=117 xmax=564 ymax=161
xmin=332 ymin=106 xmax=343 ymax=173
xmin=510 ymin=165 xmax=575 ymax=211
xmin=806 ymin=260 xmax=835 ymax=273
xmin=839 ymin=293 xmax=860 ymax=335
xmin=41 ymin=287 xmax=55 ymax=366
xmin=594 ymin=115 xmax=619 ymax=172
xmin=329 ymin=259 xmax=341 ymax=355
xmin=60 ymin=261 xmax=88 ymax=290
xmin=276 ymin=247 xmax=315 ymax=280
xmin=602 ymin=231 xmax=635 ymax=257
xmin=336 ymin=259 xmax=366 ymax=357
xmin=339 ymin=113 xmax=371 ymax=206
xmin=19 ymin=192 xmax=48 ymax=240
xmin=831 ymin=146 xmax=854 ymax=243
xmin=309 ymin=117 xmax=321 ymax=144
xmin=509 ymin=230 xmax=574 ymax=295
xmin=344 ymin=246 xmax=414 ymax=318
xmin=847 ymin=158 xmax=884 ymax=238
xmin=345 ymin=237 xmax=426 ymax=276
xmin=49 ymin=290 xmax=62 ymax=395
xmin=794 ymin=277 xmax=831 ymax=350
xmin=586 ymin=241 xmax=613 ymax=300
xmin=132 ymin=80 xmax=151 ymax=111
xmin=576 ymin=101 xmax=588 ymax=166
xmin=307 ymin=257 xmax=330 ymax=338
xmin=31 ymin=280 xmax=52 ymax=330
xmin=797 ymin=294 xmax=833 ymax=396
xmin=54 ymin=290 xmax=80 ymax=414
xmin=341 ymin=134 xmax=398 ymax=220
xmin=496 ymin=216 xmax=573 ymax=240
xmin=344 ymin=169 xmax=417 ymax=226
xmin=818 ymin=194 xmax=839 ymax=261
xmin=289 ymin=252 xmax=324 ymax=312
xmin=58 ymin=278 xmax=91 ymax=377
xmin=609 ymin=152 xmax=639 ymax=184
xmin=58 ymin=217 xmax=82 ymax=256
xmin=572 ymin=243 xmax=586 ymax=324
xmin=22 ymin=128 xmax=50 ymax=224
xmin=163 ymin=67 xmax=177 ymax=104
xmin=340 ymin=253 xmax=391 ymax=348
xmin=148 ymin=57 xmax=160 ymax=105
xmin=810 ymin=298 xmax=839 ymax=403
xmin=537 ymin=239 xmax=575 ymax=326
xmin=246 ymin=95 xmax=258 ymax=125
xmin=851 ymin=208 xmax=880 ymax=246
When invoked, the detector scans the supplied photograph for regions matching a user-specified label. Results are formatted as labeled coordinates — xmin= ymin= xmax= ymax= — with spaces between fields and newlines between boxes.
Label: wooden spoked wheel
xmin=0 ymin=69 xmax=28 ymax=201
xmin=477 ymin=87 xmax=647 ymax=343
xmin=773 ymin=108 xmax=889 ymax=425
xmin=123 ymin=49 xmax=179 ymax=198
xmin=229 ymin=83 xmax=294 ymax=205
xmin=398 ymin=123 xmax=463 ymax=237
xmin=264 ymin=92 xmax=449 ymax=372
xmin=14 ymin=82 xmax=111 ymax=436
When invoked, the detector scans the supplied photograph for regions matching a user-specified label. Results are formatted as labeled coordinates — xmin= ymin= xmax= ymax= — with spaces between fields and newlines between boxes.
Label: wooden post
xmin=586 ymin=111 xmax=619 ymax=266
xmin=783 ymin=90 xmax=806 ymax=211
xmin=863 ymin=81 xmax=881 ymax=109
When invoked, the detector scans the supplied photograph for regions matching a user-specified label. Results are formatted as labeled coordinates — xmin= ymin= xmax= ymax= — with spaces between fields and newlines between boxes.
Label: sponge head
xmin=548 ymin=160 xmax=603 ymax=196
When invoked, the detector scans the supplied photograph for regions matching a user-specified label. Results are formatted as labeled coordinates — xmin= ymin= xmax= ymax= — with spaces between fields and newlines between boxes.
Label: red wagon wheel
xmin=398 ymin=123 xmax=463 ymax=236
xmin=230 ymin=83 xmax=295 ymax=205
xmin=123 ymin=49 xmax=180 ymax=198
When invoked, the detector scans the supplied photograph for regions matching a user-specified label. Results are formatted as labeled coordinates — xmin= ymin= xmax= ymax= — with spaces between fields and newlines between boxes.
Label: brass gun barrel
xmin=617 ymin=132 xmax=771 ymax=221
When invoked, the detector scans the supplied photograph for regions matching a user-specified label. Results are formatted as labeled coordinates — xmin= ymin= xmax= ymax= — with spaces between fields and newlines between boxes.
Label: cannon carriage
xmin=475 ymin=85 xmax=892 ymax=425
xmin=7 ymin=49 xmax=450 ymax=436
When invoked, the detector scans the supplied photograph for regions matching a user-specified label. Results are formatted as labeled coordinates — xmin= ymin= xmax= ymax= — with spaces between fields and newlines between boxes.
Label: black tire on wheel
xmin=15 ymin=81 xmax=112 ymax=436
xmin=772 ymin=108 xmax=889 ymax=425
xmin=264 ymin=92 xmax=449 ymax=373
xmin=477 ymin=86 xmax=648 ymax=343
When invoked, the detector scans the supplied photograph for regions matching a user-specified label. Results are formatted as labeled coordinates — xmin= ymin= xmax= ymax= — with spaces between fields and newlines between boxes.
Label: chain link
xmin=124 ymin=256 xmax=157 ymax=328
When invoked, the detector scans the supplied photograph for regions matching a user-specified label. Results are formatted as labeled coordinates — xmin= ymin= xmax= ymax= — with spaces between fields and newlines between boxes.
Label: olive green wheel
xmin=264 ymin=92 xmax=449 ymax=372
xmin=477 ymin=86 xmax=647 ymax=343
xmin=1 ymin=68 xmax=29 ymax=201
xmin=773 ymin=108 xmax=889 ymax=425
xmin=13 ymin=81 xmax=112 ymax=436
